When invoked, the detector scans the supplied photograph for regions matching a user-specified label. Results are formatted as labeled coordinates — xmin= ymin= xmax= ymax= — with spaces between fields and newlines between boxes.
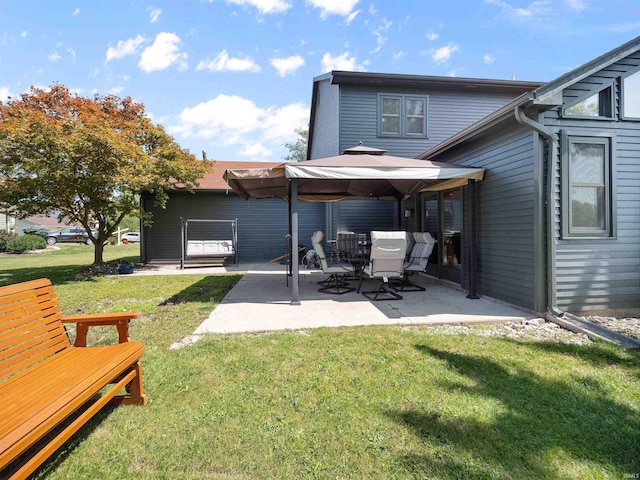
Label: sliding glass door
xmin=421 ymin=188 xmax=463 ymax=284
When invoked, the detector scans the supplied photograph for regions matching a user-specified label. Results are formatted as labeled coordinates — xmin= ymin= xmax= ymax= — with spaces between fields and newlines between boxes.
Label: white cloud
xmin=262 ymin=102 xmax=309 ymax=141
xmin=426 ymin=32 xmax=439 ymax=40
xmin=67 ymin=48 xmax=76 ymax=64
xmin=170 ymin=94 xmax=308 ymax=160
xmin=321 ymin=51 xmax=366 ymax=72
xmin=371 ymin=19 xmax=392 ymax=54
xmin=392 ymin=51 xmax=405 ymax=60
xmin=105 ymin=35 xmax=146 ymax=62
xmin=270 ymin=55 xmax=305 ymax=76
xmin=148 ymin=7 xmax=162 ymax=23
xmin=196 ymin=50 xmax=261 ymax=73
xmin=20 ymin=30 xmax=27 ymax=39
xmin=0 ymin=86 xmax=11 ymax=103
xmin=138 ymin=32 xmax=188 ymax=72
xmin=108 ymin=86 xmax=125 ymax=95
xmin=307 ymin=0 xmax=360 ymax=18
xmin=72 ymin=8 xmax=80 ymax=16
xmin=172 ymin=95 xmax=265 ymax=139
xmin=48 ymin=52 xmax=62 ymax=62
xmin=240 ymin=142 xmax=272 ymax=158
xmin=483 ymin=54 xmax=495 ymax=64
xmin=431 ymin=43 xmax=459 ymax=64
xmin=345 ymin=10 xmax=360 ymax=25
xmin=222 ymin=0 xmax=291 ymax=15
xmin=484 ymin=0 xmax=551 ymax=20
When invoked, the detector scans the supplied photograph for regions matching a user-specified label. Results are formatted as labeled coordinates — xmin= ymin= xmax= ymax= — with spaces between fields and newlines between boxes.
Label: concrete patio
xmin=132 ymin=262 xmax=537 ymax=336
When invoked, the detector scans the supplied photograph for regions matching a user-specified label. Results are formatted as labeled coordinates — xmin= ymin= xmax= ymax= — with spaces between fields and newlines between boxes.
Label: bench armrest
xmin=62 ymin=312 xmax=142 ymax=347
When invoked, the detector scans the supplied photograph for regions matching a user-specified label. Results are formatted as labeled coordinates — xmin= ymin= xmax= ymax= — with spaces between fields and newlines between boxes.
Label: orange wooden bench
xmin=0 ymin=278 xmax=147 ymax=479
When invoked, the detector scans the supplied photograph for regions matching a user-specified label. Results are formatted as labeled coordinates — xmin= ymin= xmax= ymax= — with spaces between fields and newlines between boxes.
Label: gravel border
xmin=411 ymin=316 xmax=640 ymax=346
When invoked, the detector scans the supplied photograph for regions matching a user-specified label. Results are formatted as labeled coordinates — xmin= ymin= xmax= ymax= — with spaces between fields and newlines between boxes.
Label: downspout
xmin=514 ymin=106 xmax=563 ymax=317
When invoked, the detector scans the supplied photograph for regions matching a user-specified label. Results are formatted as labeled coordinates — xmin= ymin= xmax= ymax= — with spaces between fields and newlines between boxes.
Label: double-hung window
xmin=561 ymin=131 xmax=615 ymax=238
xmin=379 ymin=94 xmax=428 ymax=137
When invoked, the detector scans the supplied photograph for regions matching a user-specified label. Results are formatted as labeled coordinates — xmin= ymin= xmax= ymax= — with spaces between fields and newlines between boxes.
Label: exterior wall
xmin=429 ymin=126 xmax=539 ymax=310
xmin=309 ymin=78 xmax=340 ymax=159
xmin=141 ymin=192 xmax=325 ymax=263
xmin=332 ymin=200 xmax=397 ymax=239
xmin=542 ymin=52 xmax=640 ymax=312
xmin=338 ymin=85 xmax=527 ymax=157
xmin=323 ymin=83 xmax=520 ymax=238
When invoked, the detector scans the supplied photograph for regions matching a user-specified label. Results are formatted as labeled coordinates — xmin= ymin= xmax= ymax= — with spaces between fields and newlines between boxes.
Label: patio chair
xmin=311 ymin=231 xmax=356 ymax=294
xmin=393 ymin=231 xmax=436 ymax=292
xmin=358 ymin=231 xmax=407 ymax=301
xmin=336 ymin=231 xmax=358 ymax=260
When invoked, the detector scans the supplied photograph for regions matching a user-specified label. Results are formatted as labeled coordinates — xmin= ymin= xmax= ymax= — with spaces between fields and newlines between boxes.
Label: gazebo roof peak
xmin=343 ymin=143 xmax=387 ymax=155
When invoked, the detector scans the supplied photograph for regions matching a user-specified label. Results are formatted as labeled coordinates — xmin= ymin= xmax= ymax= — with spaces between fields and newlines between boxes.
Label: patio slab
xmin=187 ymin=263 xmax=537 ymax=335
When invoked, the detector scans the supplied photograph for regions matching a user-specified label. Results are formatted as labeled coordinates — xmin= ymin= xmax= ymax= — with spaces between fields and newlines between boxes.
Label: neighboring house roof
xmin=419 ymin=35 xmax=640 ymax=160
xmin=192 ymin=160 xmax=283 ymax=191
xmin=308 ymin=70 xmax=545 ymax=161
xmin=23 ymin=215 xmax=78 ymax=228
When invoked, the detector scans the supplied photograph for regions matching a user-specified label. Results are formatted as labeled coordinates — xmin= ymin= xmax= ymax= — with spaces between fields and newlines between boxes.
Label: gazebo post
xmin=291 ymin=180 xmax=300 ymax=305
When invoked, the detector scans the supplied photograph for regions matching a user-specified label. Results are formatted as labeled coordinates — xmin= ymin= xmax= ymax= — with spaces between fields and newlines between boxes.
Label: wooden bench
xmin=0 ymin=278 xmax=147 ymax=479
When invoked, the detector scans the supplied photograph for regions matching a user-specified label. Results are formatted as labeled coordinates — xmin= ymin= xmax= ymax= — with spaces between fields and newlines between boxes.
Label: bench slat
xmin=0 ymin=342 xmax=144 ymax=463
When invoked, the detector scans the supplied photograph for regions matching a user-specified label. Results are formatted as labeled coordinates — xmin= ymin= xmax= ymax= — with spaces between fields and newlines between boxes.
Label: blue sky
xmin=1 ymin=1 xmax=639 ymax=162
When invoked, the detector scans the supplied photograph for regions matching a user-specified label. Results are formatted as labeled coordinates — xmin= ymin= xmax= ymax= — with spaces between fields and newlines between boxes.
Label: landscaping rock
xmin=415 ymin=315 xmax=640 ymax=346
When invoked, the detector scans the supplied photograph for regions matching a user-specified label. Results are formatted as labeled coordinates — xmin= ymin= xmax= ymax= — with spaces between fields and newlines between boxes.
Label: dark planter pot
xmin=118 ymin=264 xmax=135 ymax=274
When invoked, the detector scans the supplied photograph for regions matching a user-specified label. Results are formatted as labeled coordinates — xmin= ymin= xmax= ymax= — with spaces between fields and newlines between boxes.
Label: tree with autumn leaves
xmin=0 ymin=84 xmax=209 ymax=264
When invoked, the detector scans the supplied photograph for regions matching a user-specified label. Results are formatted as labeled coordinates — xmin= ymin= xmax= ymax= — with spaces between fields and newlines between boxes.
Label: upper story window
xmin=622 ymin=69 xmax=640 ymax=119
xmin=379 ymin=94 xmax=428 ymax=137
xmin=564 ymin=85 xmax=613 ymax=119
xmin=561 ymin=131 xmax=615 ymax=239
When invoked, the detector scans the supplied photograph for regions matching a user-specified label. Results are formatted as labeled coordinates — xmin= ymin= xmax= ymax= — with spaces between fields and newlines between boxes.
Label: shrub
xmin=0 ymin=230 xmax=15 ymax=253
xmin=22 ymin=226 xmax=50 ymax=237
xmin=6 ymin=234 xmax=47 ymax=254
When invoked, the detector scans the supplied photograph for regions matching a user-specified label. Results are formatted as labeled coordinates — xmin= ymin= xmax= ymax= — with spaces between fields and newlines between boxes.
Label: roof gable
xmin=531 ymin=35 xmax=640 ymax=105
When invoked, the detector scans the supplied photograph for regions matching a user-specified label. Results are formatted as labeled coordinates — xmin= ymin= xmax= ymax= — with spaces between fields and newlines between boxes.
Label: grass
xmin=2 ymin=247 xmax=639 ymax=479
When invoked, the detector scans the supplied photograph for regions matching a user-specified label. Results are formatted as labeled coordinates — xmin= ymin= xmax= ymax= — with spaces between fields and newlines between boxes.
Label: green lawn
xmin=2 ymin=247 xmax=639 ymax=479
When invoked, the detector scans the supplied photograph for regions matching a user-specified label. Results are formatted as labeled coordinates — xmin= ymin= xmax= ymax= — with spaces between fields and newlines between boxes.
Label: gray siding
xmin=543 ymin=53 xmax=640 ymax=312
xmin=431 ymin=127 xmax=538 ymax=310
xmin=141 ymin=192 xmax=324 ymax=263
xmin=333 ymin=200 xmax=397 ymax=239
xmin=310 ymin=78 xmax=340 ymax=159
xmin=338 ymin=85 xmax=526 ymax=157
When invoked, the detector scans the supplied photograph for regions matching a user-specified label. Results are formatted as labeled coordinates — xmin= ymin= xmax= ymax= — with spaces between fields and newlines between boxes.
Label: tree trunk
xmin=93 ymin=238 xmax=105 ymax=265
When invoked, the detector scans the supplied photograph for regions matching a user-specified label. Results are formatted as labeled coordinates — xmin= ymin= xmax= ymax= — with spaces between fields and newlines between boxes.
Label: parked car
xmin=121 ymin=232 xmax=140 ymax=244
xmin=45 ymin=227 xmax=96 ymax=245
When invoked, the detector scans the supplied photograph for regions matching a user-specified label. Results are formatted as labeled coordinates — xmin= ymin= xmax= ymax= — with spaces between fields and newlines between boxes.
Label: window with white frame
xmin=379 ymin=94 xmax=428 ymax=137
xmin=622 ymin=69 xmax=640 ymax=119
xmin=561 ymin=132 xmax=615 ymax=238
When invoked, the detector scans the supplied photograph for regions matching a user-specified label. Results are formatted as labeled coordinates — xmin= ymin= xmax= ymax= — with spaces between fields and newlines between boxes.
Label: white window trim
xmin=621 ymin=65 xmax=640 ymax=121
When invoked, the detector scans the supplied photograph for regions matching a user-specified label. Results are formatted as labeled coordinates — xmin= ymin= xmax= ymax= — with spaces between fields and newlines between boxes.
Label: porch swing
xmin=179 ymin=217 xmax=238 ymax=269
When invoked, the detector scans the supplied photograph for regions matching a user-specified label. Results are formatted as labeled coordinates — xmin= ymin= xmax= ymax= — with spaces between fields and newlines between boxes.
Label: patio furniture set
xmin=310 ymin=230 xmax=436 ymax=301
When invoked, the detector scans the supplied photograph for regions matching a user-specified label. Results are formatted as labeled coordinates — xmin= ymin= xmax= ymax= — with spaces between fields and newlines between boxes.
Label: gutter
xmin=513 ymin=106 xmax=563 ymax=318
